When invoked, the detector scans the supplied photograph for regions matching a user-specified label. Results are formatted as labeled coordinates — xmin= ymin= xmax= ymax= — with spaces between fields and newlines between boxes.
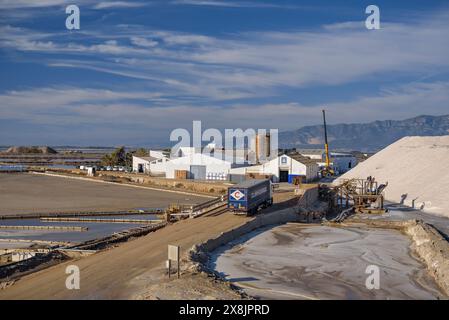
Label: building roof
xmin=288 ymin=153 xmax=319 ymax=165
xmin=170 ymin=152 xmax=233 ymax=165
xmin=296 ymin=149 xmax=324 ymax=155
xmin=134 ymin=156 xmax=158 ymax=162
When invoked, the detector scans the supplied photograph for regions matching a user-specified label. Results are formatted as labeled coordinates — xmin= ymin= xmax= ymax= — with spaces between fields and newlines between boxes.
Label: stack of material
xmin=335 ymin=136 xmax=449 ymax=217
xmin=3 ymin=146 xmax=58 ymax=154
xmin=175 ymin=170 xmax=189 ymax=180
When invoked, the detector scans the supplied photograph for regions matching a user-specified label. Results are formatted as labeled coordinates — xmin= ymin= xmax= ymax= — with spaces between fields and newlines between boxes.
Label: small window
xmin=281 ymin=156 xmax=287 ymax=164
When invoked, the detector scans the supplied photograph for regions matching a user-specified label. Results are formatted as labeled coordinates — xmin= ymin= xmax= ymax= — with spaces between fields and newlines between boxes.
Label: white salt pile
xmin=335 ymin=136 xmax=449 ymax=217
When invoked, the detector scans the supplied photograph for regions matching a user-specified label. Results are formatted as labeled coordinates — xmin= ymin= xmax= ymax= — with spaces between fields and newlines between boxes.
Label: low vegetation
xmin=101 ymin=147 xmax=148 ymax=168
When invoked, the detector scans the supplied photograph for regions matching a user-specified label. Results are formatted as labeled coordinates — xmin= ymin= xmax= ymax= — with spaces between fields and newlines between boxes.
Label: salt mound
xmin=335 ymin=136 xmax=449 ymax=217
xmin=3 ymin=146 xmax=58 ymax=154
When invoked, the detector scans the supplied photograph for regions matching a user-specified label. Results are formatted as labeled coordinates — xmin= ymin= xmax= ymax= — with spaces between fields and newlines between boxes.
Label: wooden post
xmin=168 ymin=245 xmax=180 ymax=279
xmin=167 ymin=259 xmax=171 ymax=279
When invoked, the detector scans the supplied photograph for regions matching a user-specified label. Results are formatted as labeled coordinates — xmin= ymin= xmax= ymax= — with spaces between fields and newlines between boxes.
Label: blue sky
xmin=0 ymin=0 xmax=449 ymax=147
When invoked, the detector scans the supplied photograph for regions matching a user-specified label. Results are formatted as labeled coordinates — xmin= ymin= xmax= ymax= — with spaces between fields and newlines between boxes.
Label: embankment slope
xmin=0 ymin=213 xmax=250 ymax=299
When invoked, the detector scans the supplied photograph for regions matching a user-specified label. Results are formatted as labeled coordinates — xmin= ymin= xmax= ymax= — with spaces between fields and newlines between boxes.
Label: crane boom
xmin=321 ymin=109 xmax=334 ymax=177
xmin=322 ymin=109 xmax=330 ymax=168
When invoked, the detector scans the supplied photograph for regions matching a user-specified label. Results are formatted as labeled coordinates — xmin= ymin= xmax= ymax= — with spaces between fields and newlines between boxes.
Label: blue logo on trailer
xmin=230 ymin=189 xmax=245 ymax=201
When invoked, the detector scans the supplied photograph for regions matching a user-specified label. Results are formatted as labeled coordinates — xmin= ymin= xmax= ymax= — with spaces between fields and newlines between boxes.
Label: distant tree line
xmin=101 ymin=147 xmax=148 ymax=168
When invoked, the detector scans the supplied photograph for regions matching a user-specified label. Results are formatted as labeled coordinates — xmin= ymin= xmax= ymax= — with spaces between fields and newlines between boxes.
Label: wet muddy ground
xmin=211 ymin=224 xmax=445 ymax=300
xmin=0 ymin=173 xmax=207 ymax=215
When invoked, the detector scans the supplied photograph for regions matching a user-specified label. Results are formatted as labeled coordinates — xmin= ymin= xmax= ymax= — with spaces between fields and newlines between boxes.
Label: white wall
xmin=149 ymin=157 xmax=170 ymax=174
xmin=178 ymin=147 xmax=201 ymax=157
xmin=301 ymin=152 xmax=323 ymax=160
xmin=12 ymin=252 xmax=36 ymax=262
xmin=133 ymin=155 xmax=171 ymax=175
xmin=165 ymin=153 xmax=232 ymax=179
xmin=149 ymin=150 xmax=167 ymax=159
xmin=276 ymin=155 xmax=316 ymax=181
xmin=229 ymin=155 xmax=318 ymax=182
xmin=132 ymin=156 xmax=150 ymax=173
xmin=330 ymin=154 xmax=357 ymax=173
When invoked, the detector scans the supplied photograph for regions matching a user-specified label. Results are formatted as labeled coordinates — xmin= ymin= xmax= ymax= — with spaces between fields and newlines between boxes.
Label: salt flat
xmin=0 ymin=173 xmax=208 ymax=215
xmin=211 ymin=224 xmax=445 ymax=300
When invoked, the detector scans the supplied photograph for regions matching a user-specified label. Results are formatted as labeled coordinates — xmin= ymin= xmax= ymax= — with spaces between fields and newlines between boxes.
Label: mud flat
xmin=0 ymin=173 xmax=208 ymax=216
xmin=210 ymin=224 xmax=445 ymax=300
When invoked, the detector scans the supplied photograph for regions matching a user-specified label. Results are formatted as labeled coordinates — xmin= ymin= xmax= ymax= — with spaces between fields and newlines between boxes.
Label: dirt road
xmin=0 ymin=213 xmax=250 ymax=299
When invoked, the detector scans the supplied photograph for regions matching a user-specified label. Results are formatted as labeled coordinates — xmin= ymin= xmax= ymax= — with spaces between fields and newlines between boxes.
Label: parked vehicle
xmin=228 ymin=179 xmax=273 ymax=216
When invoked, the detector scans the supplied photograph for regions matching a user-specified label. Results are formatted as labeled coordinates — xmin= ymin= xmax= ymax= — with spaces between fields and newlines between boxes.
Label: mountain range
xmin=279 ymin=114 xmax=449 ymax=152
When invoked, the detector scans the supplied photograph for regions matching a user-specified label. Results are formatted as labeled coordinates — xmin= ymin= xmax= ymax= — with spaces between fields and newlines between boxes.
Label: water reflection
xmin=0 ymin=214 xmax=160 ymax=245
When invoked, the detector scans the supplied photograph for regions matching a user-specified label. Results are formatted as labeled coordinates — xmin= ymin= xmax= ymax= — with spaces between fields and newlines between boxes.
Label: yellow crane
xmin=321 ymin=109 xmax=334 ymax=177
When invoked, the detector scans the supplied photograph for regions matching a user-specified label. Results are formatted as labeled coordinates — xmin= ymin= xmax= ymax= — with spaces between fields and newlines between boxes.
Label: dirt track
xmin=0 ymin=213 xmax=251 ymax=299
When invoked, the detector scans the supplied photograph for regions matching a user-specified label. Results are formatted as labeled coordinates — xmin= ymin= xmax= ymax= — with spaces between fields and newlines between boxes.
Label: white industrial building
xmin=230 ymin=153 xmax=319 ymax=182
xmin=296 ymin=149 xmax=324 ymax=160
xmin=165 ymin=153 xmax=237 ymax=180
xmin=329 ymin=152 xmax=357 ymax=173
xmin=133 ymin=156 xmax=156 ymax=173
xmin=133 ymin=148 xmax=247 ymax=180
xmin=149 ymin=149 xmax=170 ymax=159
xmin=132 ymin=144 xmax=324 ymax=183
xmin=296 ymin=149 xmax=357 ymax=174
xmin=132 ymin=149 xmax=170 ymax=174
xmin=132 ymin=147 xmax=320 ymax=182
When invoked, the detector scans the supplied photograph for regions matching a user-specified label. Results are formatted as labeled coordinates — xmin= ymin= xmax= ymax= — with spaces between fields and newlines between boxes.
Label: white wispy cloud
xmin=2 ymin=10 xmax=448 ymax=102
xmin=0 ymin=0 xmax=146 ymax=9
xmin=1 ymin=8 xmax=449 ymax=144
xmin=171 ymin=0 xmax=295 ymax=9
xmin=0 ymin=0 xmax=102 ymax=9
xmin=130 ymin=36 xmax=158 ymax=48
xmin=2 ymin=81 xmax=449 ymax=131
xmin=0 ymin=0 xmax=71 ymax=9
xmin=93 ymin=1 xmax=148 ymax=9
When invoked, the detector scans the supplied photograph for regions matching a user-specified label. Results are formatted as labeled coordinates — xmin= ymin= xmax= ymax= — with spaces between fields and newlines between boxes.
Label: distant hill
xmin=2 ymin=146 xmax=58 ymax=154
xmin=279 ymin=115 xmax=449 ymax=152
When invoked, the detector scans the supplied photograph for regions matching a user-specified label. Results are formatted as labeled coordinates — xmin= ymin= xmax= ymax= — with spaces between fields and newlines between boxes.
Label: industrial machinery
xmin=321 ymin=109 xmax=335 ymax=177
xmin=331 ymin=177 xmax=388 ymax=214
xmin=228 ymin=179 xmax=273 ymax=216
